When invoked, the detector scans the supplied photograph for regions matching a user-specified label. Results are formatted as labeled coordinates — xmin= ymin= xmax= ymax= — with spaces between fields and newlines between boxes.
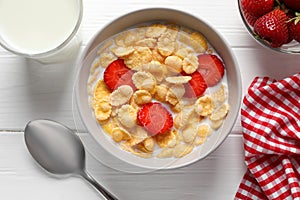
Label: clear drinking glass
xmin=0 ymin=0 xmax=83 ymax=63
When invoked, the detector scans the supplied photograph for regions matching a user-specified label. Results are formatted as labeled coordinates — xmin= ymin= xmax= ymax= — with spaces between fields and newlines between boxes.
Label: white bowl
xmin=75 ymin=8 xmax=242 ymax=170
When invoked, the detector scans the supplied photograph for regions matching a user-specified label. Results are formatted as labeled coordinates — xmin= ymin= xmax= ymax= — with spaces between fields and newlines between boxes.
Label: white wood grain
xmin=0 ymin=0 xmax=299 ymax=199
xmin=0 ymin=132 xmax=245 ymax=200
xmin=0 ymin=0 xmax=299 ymax=131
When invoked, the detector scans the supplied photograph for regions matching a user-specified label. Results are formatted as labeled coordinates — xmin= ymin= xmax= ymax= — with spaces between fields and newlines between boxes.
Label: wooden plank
xmin=0 ymin=132 xmax=245 ymax=200
xmin=0 ymin=46 xmax=299 ymax=131
xmin=0 ymin=0 xmax=295 ymax=199
xmin=0 ymin=0 xmax=298 ymax=131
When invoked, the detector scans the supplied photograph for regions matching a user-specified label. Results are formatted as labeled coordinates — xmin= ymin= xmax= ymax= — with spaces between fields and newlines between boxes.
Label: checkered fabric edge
xmin=235 ymin=73 xmax=300 ymax=200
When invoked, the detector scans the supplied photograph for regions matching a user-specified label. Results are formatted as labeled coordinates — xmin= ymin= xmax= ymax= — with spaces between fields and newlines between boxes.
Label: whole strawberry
xmin=241 ymin=0 xmax=274 ymax=26
xmin=288 ymin=13 xmax=300 ymax=42
xmin=286 ymin=12 xmax=297 ymax=43
xmin=254 ymin=9 xmax=289 ymax=47
xmin=281 ymin=0 xmax=300 ymax=11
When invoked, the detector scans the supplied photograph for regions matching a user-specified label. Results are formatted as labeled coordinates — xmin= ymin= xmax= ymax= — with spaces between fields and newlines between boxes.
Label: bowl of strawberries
xmin=238 ymin=0 xmax=300 ymax=53
xmin=74 ymin=8 xmax=242 ymax=170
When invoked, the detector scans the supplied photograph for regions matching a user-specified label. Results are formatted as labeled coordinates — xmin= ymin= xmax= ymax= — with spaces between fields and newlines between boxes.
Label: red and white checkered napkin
xmin=235 ymin=73 xmax=300 ymax=200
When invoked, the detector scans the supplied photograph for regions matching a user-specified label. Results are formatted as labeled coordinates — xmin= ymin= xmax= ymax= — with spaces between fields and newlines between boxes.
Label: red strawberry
xmin=138 ymin=102 xmax=173 ymax=136
xmin=103 ymin=59 xmax=135 ymax=91
xmin=254 ymin=9 xmax=289 ymax=48
xmin=288 ymin=13 xmax=300 ymax=42
xmin=241 ymin=0 xmax=274 ymax=26
xmin=286 ymin=12 xmax=296 ymax=43
xmin=197 ymin=54 xmax=225 ymax=87
xmin=182 ymin=71 xmax=207 ymax=98
xmin=281 ymin=0 xmax=300 ymax=11
xmin=243 ymin=11 xmax=260 ymax=27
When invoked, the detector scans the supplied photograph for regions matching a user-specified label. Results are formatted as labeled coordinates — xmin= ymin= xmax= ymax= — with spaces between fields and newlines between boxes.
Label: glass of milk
xmin=0 ymin=0 xmax=83 ymax=63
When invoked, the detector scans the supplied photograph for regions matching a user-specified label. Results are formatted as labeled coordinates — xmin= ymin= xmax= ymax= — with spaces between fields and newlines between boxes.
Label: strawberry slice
xmin=103 ymin=59 xmax=135 ymax=91
xmin=197 ymin=54 xmax=225 ymax=87
xmin=182 ymin=70 xmax=207 ymax=98
xmin=138 ymin=102 xmax=173 ymax=136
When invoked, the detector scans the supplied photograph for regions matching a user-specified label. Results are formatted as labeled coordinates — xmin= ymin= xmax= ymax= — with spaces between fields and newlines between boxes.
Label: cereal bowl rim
xmin=75 ymin=7 xmax=242 ymax=170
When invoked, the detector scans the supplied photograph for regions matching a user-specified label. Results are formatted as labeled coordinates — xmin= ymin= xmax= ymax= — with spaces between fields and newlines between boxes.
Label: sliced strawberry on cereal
xmin=182 ymin=70 xmax=207 ymax=98
xmin=138 ymin=102 xmax=173 ymax=136
xmin=103 ymin=59 xmax=135 ymax=91
xmin=197 ymin=54 xmax=225 ymax=87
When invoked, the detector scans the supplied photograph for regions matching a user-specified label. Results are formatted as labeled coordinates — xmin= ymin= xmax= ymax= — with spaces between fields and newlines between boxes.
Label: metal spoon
xmin=24 ymin=119 xmax=118 ymax=200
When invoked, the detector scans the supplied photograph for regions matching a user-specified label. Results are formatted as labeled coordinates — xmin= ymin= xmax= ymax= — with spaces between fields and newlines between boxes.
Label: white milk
xmin=0 ymin=0 xmax=81 ymax=60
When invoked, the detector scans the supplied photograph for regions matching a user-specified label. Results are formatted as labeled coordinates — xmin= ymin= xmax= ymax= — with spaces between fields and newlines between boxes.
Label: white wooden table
xmin=0 ymin=0 xmax=299 ymax=199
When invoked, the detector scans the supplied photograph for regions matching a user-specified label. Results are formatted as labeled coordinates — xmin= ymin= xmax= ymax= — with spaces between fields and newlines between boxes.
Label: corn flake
xmin=142 ymin=61 xmax=167 ymax=82
xmin=210 ymin=119 xmax=224 ymax=130
xmin=182 ymin=125 xmax=197 ymax=143
xmin=166 ymin=76 xmax=191 ymax=84
xmin=98 ymin=53 xmax=116 ymax=68
xmin=131 ymin=126 xmax=149 ymax=143
xmin=197 ymin=124 xmax=211 ymax=137
xmin=166 ymin=91 xmax=179 ymax=106
xmin=157 ymin=32 xmax=176 ymax=56
xmin=194 ymin=136 xmax=207 ymax=146
xmin=154 ymin=84 xmax=169 ymax=102
xmin=112 ymin=127 xmax=131 ymax=142
xmin=120 ymin=144 xmax=152 ymax=158
xmin=195 ymin=95 xmax=214 ymax=117
xmin=132 ymin=90 xmax=152 ymax=105
xmin=152 ymin=47 xmax=165 ymax=63
xmin=212 ymin=84 xmax=227 ymax=104
xmin=132 ymin=71 xmax=156 ymax=92
xmin=110 ymin=85 xmax=133 ymax=106
xmin=138 ymin=137 xmax=155 ymax=153
xmin=116 ymin=104 xmax=137 ymax=128
xmin=173 ymin=143 xmax=193 ymax=158
xmin=145 ymin=24 xmax=167 ymax=38
xmin=114 ymin=30 xmax=142 ymax=47
xmin=155 ymin=130 xmax=177 ymax=148
xmin=174 ymin=108 xmax=194 ymax=129
xmin=182 ymin=55 xmax=198 ymax=74
xmin=157 ymin=148 xmax=174 ymax=158
xmin=124 ymin=47 xmax=152 ymax=69
xmin=102 ymin=118 xmax=118 ymax=136
xmin=175 ymin=46 xmax=194 ymax=59
xmin=165 ymin=25 xmax=179 ymax=40
xmin=166 ymin=84 xmax=185 ymax=106
xmin=93 ymin=80 xmax=111 ymax=101
xmin=135 ymin=38 xmax=157 ymax=49
xmin=171 ymin=101 xmax=183 ymax=113
xmin=164 ymin=55 xmax=183 ymax=73
xmin=93 ymin=101 xmax=112 ymax=121
xmin=111 ymin=46 xmax=135 ymax=57
xmin=190 ymin=32 xmax=208 ymax=53
xmin=209 ymin=103 xmax=229 ymax=121
xmin=178 ymin=31 xmax=207 ymax=53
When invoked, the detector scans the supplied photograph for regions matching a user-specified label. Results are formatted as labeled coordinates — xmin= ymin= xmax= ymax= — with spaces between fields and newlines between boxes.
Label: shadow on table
xmin=21 ymin=48 xmax=82 ymax=127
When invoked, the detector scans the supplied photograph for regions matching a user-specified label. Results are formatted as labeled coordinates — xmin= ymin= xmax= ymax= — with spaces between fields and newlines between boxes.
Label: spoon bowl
xmin=24 ymin=119 xmax=118 ymax=200
xmin=25 ymin=120 xmax=85 ymax=175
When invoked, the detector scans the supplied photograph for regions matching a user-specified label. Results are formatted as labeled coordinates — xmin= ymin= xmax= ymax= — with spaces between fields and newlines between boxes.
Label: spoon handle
xmin=81 ymin=170 xmax=118 ymax=200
